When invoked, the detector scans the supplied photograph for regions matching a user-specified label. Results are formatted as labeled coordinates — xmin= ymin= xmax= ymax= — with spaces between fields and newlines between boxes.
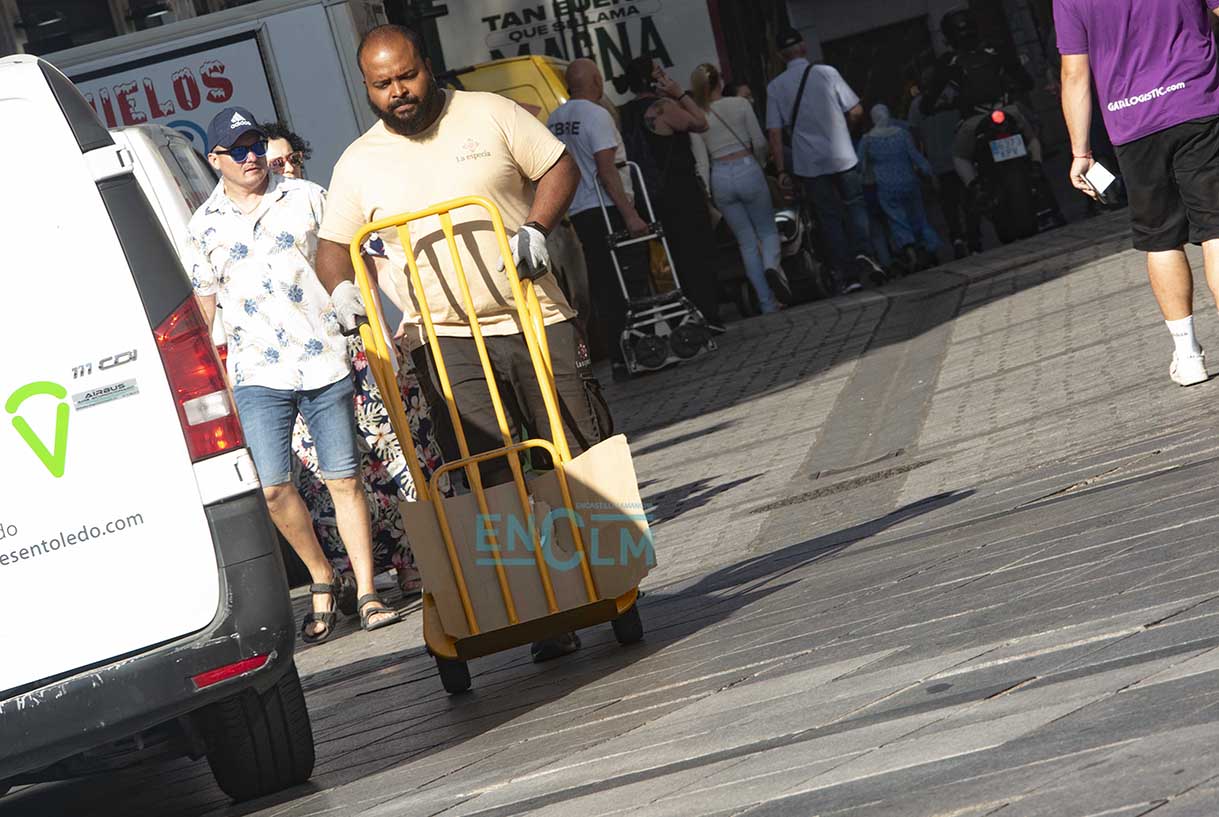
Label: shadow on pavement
xmin=648 ymin=489 xmax=973 ymax=604
xmin=0 ymin=491 xmax=969 ymax=817
xmin=645 ymin=473 xmax=763 ymax=525
xmin=609 ymin=212 xmax=1130 ymax=438
xmin=633 ymin=420 xmax=739 ymax=456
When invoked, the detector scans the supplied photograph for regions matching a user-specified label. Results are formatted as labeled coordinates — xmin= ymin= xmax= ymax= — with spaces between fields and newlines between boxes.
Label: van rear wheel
xmin=196 ymin=662 xmax=315 ymax=802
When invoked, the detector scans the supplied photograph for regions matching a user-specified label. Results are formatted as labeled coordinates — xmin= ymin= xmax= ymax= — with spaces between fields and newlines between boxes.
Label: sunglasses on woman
xmin=269 ymin=151 xmax=305 ymax=172
xmin=213 ymin=140 xmax=268 ymax=163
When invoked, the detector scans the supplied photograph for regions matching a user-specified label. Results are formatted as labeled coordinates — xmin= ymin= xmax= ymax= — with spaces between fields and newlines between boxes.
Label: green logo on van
xmin=6 ymin=381 xmax=70 ymax=479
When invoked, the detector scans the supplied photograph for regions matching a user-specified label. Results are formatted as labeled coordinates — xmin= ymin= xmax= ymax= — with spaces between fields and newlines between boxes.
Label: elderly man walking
xmin=548 ymin=58 xmax=650 ymax=381
xmin=766 ymin=28 xmax=882 ymax=293
xmin=314 ymin=24 xmax=596 ymax=662
xmin=1058 ymin=0 xmax=1219 ymax=387
xmin=189 ymin=107 xmax=400 ymax=643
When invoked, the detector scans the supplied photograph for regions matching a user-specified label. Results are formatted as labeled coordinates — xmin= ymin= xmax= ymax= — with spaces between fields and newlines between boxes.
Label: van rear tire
xmin=196 ymin=662 xmax=315 ymax=802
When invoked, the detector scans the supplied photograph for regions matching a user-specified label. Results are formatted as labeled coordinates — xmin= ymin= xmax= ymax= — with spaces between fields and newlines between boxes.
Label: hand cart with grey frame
xmin=595 ymin=161 xmax=717 ymax=375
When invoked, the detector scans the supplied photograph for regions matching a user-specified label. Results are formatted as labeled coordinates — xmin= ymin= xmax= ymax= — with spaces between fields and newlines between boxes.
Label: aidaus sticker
xmin=73 ymin=379 xmax=139 ymax=410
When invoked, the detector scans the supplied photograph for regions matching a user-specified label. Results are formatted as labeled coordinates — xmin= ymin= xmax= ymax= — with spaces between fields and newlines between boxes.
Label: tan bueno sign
xmin=436 ymin=0 xmax=720 ymax=103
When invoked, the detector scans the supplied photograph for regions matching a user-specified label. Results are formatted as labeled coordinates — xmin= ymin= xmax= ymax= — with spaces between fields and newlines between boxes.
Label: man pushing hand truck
xmin=314 ymin=24 xmax=655 ymax=686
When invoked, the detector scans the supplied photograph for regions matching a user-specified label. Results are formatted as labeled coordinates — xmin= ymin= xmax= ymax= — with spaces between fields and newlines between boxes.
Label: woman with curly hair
xmin=263 ymin=122 xmax=312 ymax=179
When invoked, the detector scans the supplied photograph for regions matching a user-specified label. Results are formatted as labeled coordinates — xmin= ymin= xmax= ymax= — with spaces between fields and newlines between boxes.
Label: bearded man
xmin=314 ymin=24 xmax=592 ymax=663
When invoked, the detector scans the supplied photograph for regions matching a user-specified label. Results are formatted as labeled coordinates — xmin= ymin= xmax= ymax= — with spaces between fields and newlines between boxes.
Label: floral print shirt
xmin=188 ymin=175 xmax=350 ymax=390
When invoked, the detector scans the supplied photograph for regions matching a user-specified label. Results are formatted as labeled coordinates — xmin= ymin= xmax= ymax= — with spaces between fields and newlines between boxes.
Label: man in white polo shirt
xmin=189 ymin=106 xmax=400 ymax=643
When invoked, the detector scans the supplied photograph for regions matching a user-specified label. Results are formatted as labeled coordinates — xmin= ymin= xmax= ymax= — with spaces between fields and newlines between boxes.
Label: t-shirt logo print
xmin=457 ymin=137 xmax=492 ymax=163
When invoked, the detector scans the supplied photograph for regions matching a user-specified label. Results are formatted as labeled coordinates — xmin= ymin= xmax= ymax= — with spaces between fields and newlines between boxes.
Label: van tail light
xmin=192 ymin=654 xmax=270 ymax=689
xmin=155 ymin=297 xmax=244 ymax=461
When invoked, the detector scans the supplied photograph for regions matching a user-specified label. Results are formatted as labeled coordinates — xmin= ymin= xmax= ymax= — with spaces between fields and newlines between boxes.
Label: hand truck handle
xmin=608 ymin=222 xmax=664 ymax=248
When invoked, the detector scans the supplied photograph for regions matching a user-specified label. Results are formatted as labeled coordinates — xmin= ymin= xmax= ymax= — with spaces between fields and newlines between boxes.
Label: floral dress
xmin=291 ymin=334 xmax=452 ymax=578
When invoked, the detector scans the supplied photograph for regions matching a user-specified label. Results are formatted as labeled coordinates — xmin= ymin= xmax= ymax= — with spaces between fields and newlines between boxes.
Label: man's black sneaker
xmin=855 ymin=254 xmax=884 ymax=276
xmin=531 ymin=632 xmax=582 ymax=663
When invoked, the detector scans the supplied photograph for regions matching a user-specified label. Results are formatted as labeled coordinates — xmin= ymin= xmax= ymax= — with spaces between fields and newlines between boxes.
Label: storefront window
xmin=1 ymin=0 xmax=273 ymax=58
xmin=14 ymin=0 xmax=117 ymax=54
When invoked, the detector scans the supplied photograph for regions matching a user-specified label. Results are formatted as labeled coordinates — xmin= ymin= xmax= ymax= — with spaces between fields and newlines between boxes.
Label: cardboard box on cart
xmin=402 ymin=434 xmax=654 ymax=639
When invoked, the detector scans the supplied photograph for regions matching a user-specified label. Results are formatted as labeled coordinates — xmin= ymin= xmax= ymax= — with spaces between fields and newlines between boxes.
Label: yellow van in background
xmin=443 ymin=56 xmax=570 ymax=122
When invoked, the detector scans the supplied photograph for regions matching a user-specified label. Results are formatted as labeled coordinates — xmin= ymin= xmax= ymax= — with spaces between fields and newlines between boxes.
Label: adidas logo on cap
xmin=230 ymin=111 xmax=253 ymax=129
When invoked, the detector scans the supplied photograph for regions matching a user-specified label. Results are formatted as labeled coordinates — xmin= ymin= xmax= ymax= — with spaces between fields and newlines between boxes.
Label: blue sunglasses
xmin=214 ymin=140 xmax=268 ymax=163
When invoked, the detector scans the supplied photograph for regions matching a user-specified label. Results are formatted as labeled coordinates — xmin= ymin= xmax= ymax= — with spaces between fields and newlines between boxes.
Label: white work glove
xmin=331 ymin=280 xmax=367 ymax=334
xmin=497 ymin=224 xmax=550 ymax=281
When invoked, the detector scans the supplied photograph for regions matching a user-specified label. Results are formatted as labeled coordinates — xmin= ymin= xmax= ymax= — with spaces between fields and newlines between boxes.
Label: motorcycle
xmin=968 ymin=107 xmax=1039 ymax=244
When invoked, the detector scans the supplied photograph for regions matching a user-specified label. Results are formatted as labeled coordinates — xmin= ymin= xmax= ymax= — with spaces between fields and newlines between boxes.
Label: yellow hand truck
xmin=350 ymin=196 xmax=653 ymax=694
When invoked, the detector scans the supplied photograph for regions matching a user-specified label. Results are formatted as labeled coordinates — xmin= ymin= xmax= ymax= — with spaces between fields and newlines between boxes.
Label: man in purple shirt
xmin=1057 ymin=0 xmax=1219 ymax=387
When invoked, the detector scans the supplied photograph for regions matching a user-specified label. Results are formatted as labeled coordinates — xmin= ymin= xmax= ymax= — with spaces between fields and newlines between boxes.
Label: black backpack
xmin=620 ymin=98 xmax=673 ymax=202
xmin=952 ymin=47 xmax=1007 ymax=111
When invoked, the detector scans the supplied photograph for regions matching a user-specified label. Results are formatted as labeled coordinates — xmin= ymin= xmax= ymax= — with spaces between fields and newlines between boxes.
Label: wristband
xmin=1073 ymin=152 xmax=1093 ymax=159
xmin=524 ymin=220 xmax=551 ymax=237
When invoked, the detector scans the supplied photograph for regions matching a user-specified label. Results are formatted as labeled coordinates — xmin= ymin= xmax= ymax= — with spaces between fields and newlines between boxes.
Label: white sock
xmin=1166 ymin=315 xmax=1202 ymax=357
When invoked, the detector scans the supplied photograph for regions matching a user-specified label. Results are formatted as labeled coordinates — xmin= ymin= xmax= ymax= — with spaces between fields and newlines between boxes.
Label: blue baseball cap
xmin=206 ymin=106 xmax=264 ymax=153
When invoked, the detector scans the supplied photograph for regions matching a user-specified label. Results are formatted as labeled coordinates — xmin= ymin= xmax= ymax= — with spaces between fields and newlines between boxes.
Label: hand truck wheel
xmin=435 ymin=657 xmax=472 ymax=694
xmin=611 ymin=603 xmax=644 ymax=645
xmin=631 ymin=335 xmax=668 ymax=369
xmin=669 ymin=323 xmax=710 ymax=359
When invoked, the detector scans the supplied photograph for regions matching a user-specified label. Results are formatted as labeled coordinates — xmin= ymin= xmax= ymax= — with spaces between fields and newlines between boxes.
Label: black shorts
xmin=1115 ymin=115 xmax=1219 ymax=252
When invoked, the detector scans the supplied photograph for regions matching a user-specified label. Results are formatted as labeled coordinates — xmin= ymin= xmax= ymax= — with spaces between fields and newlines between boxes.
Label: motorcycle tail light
xmin=991 ymin=110 xmax=1007 ymax=125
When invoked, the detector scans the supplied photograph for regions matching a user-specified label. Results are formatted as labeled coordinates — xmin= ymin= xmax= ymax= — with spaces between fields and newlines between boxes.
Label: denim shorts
xmin=233 ymin=376 xmax=359 ymax=486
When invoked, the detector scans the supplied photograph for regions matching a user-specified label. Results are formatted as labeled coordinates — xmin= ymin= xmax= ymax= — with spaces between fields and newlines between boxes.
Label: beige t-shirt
xmin=319 ymin=90 xmax=574 ymax=343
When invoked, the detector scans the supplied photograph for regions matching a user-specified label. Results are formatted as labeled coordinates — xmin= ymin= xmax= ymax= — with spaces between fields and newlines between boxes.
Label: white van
xmin=0 ymin=56 xmax=314 ymax=802
xmin=109 ymin=123 xmax=227 ymax=347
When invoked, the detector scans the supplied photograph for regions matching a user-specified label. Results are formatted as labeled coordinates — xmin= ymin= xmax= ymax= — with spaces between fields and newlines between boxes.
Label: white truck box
xmin=43 ymin=0 xmax=385 ymax=186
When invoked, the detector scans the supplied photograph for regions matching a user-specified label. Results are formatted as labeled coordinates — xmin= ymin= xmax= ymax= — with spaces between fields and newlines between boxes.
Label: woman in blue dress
xmin=858 ymin=104 xmax=944 ymax=271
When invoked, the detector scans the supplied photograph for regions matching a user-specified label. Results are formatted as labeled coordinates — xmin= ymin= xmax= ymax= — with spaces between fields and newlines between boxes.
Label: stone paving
xmin=7 ymin=211 xmax=1219 ymax=816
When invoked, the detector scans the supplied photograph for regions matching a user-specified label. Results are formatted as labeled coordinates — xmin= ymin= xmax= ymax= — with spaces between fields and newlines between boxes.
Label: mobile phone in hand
xmin=1084 ymin=161 xmax=1118 ymax=204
